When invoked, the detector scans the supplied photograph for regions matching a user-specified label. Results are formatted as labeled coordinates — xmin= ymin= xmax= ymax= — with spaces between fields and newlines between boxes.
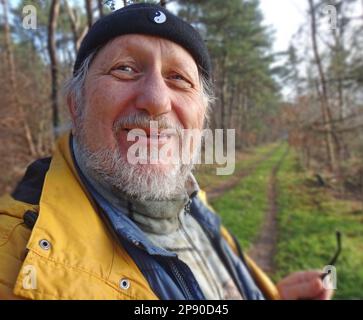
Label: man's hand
xmin=277 ymin=270 xmax=334 ymax=300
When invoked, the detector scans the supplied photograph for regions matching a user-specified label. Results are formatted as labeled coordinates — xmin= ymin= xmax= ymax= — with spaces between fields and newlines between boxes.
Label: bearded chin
xmin=73 ymin=135 xmax=196 ymax=201
xmin=72 ymin=110 xmax=201 ymax=200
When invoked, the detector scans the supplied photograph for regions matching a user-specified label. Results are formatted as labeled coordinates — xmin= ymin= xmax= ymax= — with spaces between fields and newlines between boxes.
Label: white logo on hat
xmin=153 ymin=11 xmax=166 ymax=24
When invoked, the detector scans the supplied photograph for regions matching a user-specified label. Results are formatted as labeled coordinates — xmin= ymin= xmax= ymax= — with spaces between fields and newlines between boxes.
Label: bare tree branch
xmin=85 ymin=0 xmax=93 ymax=28
xmin=48 ymin=0 xmax=61 ymax=135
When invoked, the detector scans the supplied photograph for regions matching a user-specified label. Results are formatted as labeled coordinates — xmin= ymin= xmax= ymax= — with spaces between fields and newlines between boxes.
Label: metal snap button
xmin=39 ymin=239 xmax=51 ymax=250
xmin=119 ymin=278 xmax=130 ymax=290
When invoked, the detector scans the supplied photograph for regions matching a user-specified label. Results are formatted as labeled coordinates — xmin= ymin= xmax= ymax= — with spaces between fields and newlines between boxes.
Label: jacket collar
xmin=13 ymin=132 xmax=157 ymax=299
xmin=20 ymin=131 xmax=115 ymax=273
xmin=12 ymin=132 xmax=221 ymax=299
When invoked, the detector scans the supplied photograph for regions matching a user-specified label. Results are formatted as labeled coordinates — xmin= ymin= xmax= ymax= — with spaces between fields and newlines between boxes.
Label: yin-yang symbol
xmin=153 ymin=11 xmax=167 ymax=24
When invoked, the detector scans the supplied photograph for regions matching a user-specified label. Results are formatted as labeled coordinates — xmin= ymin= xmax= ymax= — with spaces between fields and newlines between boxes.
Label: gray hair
xmin=63 ymin=51 xmax=98 ymax=119
xmin=64 ymin=49 xmax=215 ymax=123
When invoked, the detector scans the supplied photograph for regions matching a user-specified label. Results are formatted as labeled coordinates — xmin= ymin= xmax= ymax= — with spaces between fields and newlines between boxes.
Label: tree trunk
xmin=97 ymin=0 xmax=104 ymax=17
xmin=64 ymin=0 xmax=88 ymax=55
xmin=48 ymin=0 xmax=60 ymax=136
xmin=227 ymin=81 xmax=236 ymax=129
xmin=332 ymin=21 xmax=350 ymax=163
xmin=309 ymin=0 xmax=340 ymax=173
xmin=1 ymin=0 xmax=37 ymax=156
xmin=314 ymin=80 xmax=332 ymax=168
xmin=64 ymin=0 xmax=79 ymax=55
xmin=85 ymin=0 xmax=93 ymax=28
xmin=219 ymin=53 xmax=227 ymax=130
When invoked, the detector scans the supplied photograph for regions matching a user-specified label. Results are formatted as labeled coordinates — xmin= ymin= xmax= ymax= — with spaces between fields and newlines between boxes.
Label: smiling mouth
xmin=122 ymin=127 xmax=177 ymax=144
xmin=123 ymin=127 xmax=175 ymax=139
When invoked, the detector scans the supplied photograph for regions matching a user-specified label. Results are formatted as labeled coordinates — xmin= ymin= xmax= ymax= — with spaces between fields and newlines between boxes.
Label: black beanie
xmin=73 ymin=3 xmax=212 ymax=80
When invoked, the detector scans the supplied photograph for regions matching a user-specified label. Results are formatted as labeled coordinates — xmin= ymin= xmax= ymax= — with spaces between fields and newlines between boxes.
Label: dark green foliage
xmin=177 ymin=0 xmax=281 ymax=148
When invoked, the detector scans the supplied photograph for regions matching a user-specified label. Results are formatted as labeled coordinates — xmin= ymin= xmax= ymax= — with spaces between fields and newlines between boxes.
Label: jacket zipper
xmin=165 ymin=200 xmax=197 ymax=300
xmin=169 ymin=259 xmax=194 ymax=299
xmin=185 ymin=199 xmax=247 ymax=299
xmin=184 ymin=199 xmax=192 ymax=215
xmin=179 ymin=209 xmax=223 ymax=299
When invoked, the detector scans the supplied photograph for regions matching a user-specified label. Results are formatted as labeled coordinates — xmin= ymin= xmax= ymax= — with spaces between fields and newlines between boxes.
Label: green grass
xmin=274 ymin=150 xmax=363 ymax=299
xmin=195 ymin=142 xmax=280 ymax=190
xmin=199 ymin=142 xmax=363 ymax=299
xmin=210 ymin=143 xmax=288 ymax=249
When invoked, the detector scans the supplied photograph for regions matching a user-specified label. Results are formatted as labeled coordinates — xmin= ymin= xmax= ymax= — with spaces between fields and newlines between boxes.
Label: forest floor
xmin=248 ymin=146 xmax=289 ymax=273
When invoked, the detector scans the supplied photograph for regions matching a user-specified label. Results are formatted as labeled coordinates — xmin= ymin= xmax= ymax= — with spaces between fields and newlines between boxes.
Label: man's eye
xmin=170 ymin=74 xmax=186 ymax=81
xmin=110 ymin=65 xmax=138 ymax=79
xmin=116 ymin=65 xmax=134 ymax=73
xmin=169 ymin=74 xmax=192 ymax=88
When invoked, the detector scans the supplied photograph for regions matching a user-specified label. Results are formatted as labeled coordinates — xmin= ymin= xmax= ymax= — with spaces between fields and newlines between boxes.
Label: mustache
xmin=113 ymin=113 xmax=184 ymax=136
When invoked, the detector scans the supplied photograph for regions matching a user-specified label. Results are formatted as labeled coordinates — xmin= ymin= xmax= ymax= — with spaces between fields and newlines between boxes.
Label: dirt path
xmin=248 ymin=147 xmax=289 ymax=274
xmin=206 ymin=145 xmax=281 ymax=201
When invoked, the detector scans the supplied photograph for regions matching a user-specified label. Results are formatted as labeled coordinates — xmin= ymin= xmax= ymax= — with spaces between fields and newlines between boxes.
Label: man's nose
xmin=134 ymin=70 xmax=172 ymax=117
xmin=134 ymin=71 xmax=172 ymax=117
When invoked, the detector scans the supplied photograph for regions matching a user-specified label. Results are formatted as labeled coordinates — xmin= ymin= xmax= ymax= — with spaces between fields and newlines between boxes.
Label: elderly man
xmin=0 ymin=3 xmax=331 ymax=300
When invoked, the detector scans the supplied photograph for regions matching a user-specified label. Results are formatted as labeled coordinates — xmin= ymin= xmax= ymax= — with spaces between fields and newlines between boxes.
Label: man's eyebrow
xmin=109 ymin=46 xmax=136 ymax=62
xmin=161 ymin=45 xmax=199 ymax=79
xmin=171 ymin=63 xmax=199 ymax=83
xmin=103 ymin=41 xmax=199 ymax=81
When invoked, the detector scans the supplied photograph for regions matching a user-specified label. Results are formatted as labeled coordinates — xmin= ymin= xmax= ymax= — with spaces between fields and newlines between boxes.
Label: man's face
xmin=71 ymin=34 xmax=206 ymax=200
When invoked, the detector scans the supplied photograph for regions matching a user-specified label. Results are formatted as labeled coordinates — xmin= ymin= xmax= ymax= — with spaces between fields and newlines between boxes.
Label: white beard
xmin=73 ymin=114 xmax=199 ymax=201
xmin=74 ymin=141 xmax=195 ymax=200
